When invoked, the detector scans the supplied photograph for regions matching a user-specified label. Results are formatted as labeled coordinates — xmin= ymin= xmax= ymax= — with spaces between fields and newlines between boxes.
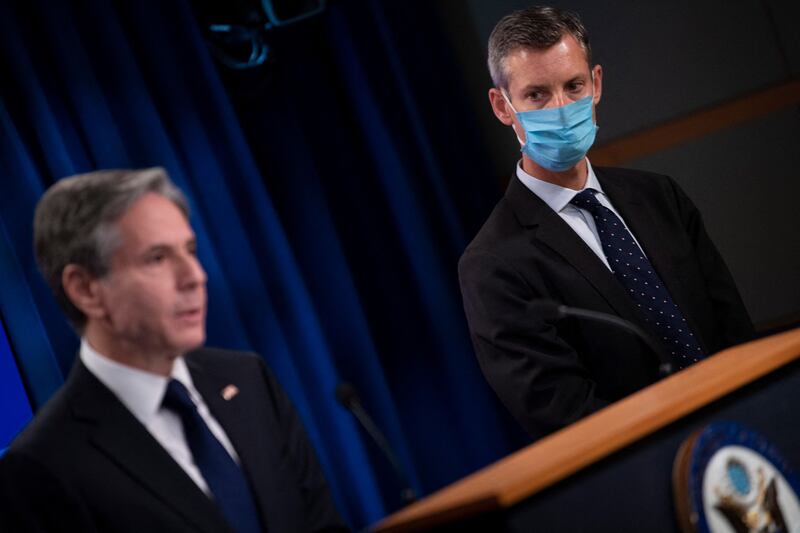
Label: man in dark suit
xmin=458 ymin=7 xmax=753 ymax=440
xmin=0 ymin=168 xmax=346 ymax=532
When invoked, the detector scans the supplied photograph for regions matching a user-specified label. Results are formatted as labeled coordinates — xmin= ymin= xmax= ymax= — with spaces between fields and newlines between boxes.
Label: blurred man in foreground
xmin=0 ymin=168 xmax=346 ymax=532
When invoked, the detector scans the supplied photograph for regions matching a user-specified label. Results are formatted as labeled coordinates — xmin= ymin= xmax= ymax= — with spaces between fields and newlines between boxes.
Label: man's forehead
xmin=119 ymin=192 xmax=187 ymax=220
xmin=113 ymin=193 xmax=194 ymax=248
xmin=503 ymin=36 xmax=590 ymax=87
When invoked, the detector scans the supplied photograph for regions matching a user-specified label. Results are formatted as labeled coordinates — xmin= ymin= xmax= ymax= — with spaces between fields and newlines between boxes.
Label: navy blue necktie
xmin=162 ymin=379 xmax=262 ymax=533
xmin=569 ymin=189 xmax=705 ymax=369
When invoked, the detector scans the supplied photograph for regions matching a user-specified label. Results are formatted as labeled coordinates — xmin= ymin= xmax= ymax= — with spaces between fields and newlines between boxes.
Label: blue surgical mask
xmin=503 ymin=91 xmax=598 ymax=172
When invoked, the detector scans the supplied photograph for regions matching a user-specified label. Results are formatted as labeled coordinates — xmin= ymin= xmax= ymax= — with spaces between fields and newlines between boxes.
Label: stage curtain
xmin=0 ymin=0 xmax=526 ymax=527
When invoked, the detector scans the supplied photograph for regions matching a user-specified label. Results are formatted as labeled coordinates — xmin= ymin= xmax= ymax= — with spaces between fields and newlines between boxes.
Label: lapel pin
xmin=221 ymin=384 xmax=239 ymax=401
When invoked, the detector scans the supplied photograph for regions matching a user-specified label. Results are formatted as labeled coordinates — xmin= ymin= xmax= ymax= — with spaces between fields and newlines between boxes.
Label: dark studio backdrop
xmin=0 ymin=0 xmax=526 ymax=529
xmin=448 ymin=0 xmax=800 ymax=328
xmin=0 ymin=0 xmax=798 ymax=531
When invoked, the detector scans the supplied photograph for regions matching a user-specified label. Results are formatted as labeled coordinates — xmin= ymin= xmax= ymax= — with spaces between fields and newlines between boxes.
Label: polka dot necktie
xmin=569 ymin=189 xmax=705 ymax=369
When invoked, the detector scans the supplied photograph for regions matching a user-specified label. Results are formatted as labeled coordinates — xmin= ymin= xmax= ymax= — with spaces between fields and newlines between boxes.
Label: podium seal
xmin=673 ymin=422 xmax=800 ymax=533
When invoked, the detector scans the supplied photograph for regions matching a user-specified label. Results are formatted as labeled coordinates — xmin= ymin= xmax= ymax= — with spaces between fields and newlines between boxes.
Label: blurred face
xmin=91 ymin=193 xmax=207 ymax=366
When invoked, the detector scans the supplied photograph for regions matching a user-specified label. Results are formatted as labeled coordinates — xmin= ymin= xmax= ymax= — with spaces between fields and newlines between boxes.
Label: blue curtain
xmin=0 ymin=0 xmax=527 ymax=528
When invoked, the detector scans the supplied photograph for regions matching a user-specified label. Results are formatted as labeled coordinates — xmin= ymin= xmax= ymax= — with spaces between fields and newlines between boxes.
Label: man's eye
xmin=146 ymin=253 xmax=166 ymax=264
xmin=567 ymin=82 xmax=584 ymax=92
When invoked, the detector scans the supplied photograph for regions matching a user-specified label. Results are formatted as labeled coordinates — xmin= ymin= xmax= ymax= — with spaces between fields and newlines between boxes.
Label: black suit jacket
xmin=0 ymin=348 xmax=346 ymax=533
xmin=458 ymin=167 xmax=753 ymax=439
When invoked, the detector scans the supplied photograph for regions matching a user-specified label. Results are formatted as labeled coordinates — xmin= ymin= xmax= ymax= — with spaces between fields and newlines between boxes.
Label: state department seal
xmin=673 ymin=422 xmax=800 ymax=533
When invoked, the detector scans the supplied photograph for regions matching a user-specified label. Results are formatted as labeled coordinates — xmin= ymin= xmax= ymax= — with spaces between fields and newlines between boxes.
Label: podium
xmin=373 ymin=328 xmax=800 ymax=532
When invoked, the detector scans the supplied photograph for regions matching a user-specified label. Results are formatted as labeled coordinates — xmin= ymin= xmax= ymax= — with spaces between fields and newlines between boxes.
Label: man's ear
xmin=62 ymin=264 xmax=107 ymax=321
xmin=488 ymin=87 xmax=516 ymax=126
xmin=591 ymin=64 xmax=603 ymax=105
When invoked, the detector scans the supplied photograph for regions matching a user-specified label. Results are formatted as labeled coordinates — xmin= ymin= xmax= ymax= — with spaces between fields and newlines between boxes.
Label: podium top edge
xmin=373 ymin=328 xmax=800 ymax=533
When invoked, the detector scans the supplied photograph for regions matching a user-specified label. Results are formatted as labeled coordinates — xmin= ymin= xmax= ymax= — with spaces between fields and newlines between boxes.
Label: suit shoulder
xmin=186 ymin=347 xmax=261 ymax=369
xmin=185 ymin=347 xmax=280 ymax=396
xmin=4 ymin=387 xmax=81 ymax=463
xmin=594 ymin=165 xmax=677 ymax=190
xmin=595 ymin=166 xmax=690 ymax=209
xmin=461 ymin=197 xmax=521 ymax=258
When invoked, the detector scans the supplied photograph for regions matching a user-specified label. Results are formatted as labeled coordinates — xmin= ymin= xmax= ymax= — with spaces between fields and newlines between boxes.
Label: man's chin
xmin=173 ymin=330 xmax=206 ymax=355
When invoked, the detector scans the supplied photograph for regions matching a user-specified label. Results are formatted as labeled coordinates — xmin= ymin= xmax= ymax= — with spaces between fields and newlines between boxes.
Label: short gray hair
xmin=488 ymin=6 xmax=592 ymax=90
xmin=33 ymin=167 xmax=189 ymax=331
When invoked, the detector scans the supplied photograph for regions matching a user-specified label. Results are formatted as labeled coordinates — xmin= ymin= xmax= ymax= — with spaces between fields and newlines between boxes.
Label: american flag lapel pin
xmin=221 ymin=384 xmax=239 ymax=401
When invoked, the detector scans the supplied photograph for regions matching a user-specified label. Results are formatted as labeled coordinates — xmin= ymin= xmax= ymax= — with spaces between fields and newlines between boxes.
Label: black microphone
xmin=530 ymin=299 xmax=673 ymax=377
xmin=335 ymin=383 xmax=418 ymax=504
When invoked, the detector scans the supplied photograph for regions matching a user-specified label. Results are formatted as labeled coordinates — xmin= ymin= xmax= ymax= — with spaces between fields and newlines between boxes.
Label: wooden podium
xmin=373 ymin=328 xmax=800 ymax=532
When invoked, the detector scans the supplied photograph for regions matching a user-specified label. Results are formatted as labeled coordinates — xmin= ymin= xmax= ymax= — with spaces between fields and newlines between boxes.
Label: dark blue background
xmin=0 ymin=0 xmax=526 ymax=528
xmin=0 ymin=316 xmax=32 ymax=454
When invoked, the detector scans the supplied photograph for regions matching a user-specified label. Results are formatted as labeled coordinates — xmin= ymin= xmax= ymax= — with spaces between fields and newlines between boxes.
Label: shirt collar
xmin=80 ymin=339 xmax=198 ymax=425
xmin=516 ymin=158 xmax=605 ymax=213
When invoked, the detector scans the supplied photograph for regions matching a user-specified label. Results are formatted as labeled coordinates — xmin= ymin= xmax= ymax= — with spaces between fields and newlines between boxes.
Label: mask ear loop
xmin=500 ymin=89 xmax=526 ymax=146
xmin=501 ymin=88 xmax=518 ymax=113
xmin=587 ymin=70 xmax=598 ymax=126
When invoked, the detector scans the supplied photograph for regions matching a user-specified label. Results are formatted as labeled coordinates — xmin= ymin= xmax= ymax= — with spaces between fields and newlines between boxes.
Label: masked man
xmin=458 ymin=6 xmax=753 ymax=440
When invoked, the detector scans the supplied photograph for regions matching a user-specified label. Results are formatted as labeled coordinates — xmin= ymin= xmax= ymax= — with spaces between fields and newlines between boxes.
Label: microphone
xmin=530 ymin=299 xmax=673 ymax=377
xmin=335 ymin=383 xmax=418 ymax=504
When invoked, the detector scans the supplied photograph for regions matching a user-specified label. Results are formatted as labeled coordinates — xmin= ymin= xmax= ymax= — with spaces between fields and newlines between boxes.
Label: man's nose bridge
xmin=176 ymin=253 xmax=206 ymax=285
xmin=549 ymin=90 xmax=568 ymax=109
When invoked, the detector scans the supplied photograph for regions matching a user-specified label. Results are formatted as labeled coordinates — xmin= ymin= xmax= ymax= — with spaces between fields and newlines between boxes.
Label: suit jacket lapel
xmin=597 ymin=170 xmax=706 ymax=350
xmin=187 ymin=359 xmax=280 ymax=531
xmin=67 ymin=361 xmax=232 ymax=533
xmin=505 ymin=176 xmax=642 ymax=324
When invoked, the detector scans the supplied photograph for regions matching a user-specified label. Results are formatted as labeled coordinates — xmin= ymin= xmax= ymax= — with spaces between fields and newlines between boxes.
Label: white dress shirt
xmin=516 ymin=159 xmax=647 ymax=270
xmin=80 ymin=339 xmax=239 ymax=495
